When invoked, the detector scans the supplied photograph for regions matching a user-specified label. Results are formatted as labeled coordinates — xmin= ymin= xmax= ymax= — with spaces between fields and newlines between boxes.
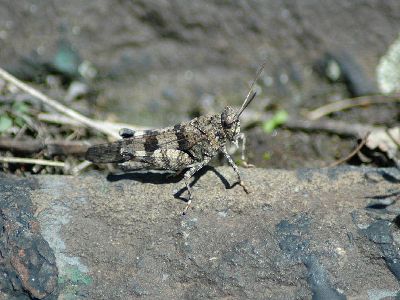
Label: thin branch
xmin=306 ymin=93 xmax=400 ymax=120
xmin=240 ymin=108 xmax=376 ymax=138
xmin=0 ymin=138 xmax=92 ymax=155
xmin=0 ymin=156 xmax=66 ymax=167
xmin=328 ymin=132 xmax=370 ymax=167
xmin=38 ymin=113 xmax=147 ymax=131
xmin=71 ymin=160 xmax=92 ymax=175
xmin=283 ymin=118 xmax=375 ymax=138
xmin=0 ymin=67 xmax=120 ymax=139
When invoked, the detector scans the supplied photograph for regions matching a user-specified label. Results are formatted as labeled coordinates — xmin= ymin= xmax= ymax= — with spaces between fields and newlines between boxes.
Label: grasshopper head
xmin=221 ymin=106 xmax=241 ymax=141
xmin=221 ymin=62 xmax=265 ymax=143
xmin=221 ymin=88 xmax=257 ymax=142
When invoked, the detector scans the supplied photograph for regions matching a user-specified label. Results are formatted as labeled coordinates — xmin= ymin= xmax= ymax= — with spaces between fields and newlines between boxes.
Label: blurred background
xmin=0 ymin=0 xmax=400 ymax=172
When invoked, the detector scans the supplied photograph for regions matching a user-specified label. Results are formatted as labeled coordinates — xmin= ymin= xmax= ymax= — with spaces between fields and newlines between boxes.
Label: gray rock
xmin=0 ymin=175 xmax=58 ymax=300
xmin=1 ymin=166 xmax=399 ymax=299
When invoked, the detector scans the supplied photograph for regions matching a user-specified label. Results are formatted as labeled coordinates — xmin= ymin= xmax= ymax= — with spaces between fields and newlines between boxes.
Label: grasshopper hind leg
xmin=117 ymin=148 xmax=206 ymax=214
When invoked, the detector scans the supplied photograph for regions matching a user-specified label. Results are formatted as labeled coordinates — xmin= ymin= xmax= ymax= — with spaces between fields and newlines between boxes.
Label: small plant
xmin=0 ymin=101 xmax=31 ymax=134
xmin=262 ymin=109 xmax=288 ymax=133
xmin=0 ymin=114 xmax=12 ymax=133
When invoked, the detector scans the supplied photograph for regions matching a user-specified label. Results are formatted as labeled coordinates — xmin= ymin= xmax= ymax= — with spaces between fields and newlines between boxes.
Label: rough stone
xmin=0 ymin=175 xmax=58 ymax=300
xmin=1 ymin=166 xmax=399 ymax=299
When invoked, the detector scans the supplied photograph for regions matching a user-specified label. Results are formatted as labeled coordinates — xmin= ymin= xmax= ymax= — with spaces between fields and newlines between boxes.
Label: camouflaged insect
xmin=86 ymin=64 xmax=264 ymax=214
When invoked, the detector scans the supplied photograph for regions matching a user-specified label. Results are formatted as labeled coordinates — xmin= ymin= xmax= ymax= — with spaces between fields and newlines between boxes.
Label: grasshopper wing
xmin=85 ymin=121 xmax=206 ymax=163
xmin=85 ymin=140 xmax=125 ymax=163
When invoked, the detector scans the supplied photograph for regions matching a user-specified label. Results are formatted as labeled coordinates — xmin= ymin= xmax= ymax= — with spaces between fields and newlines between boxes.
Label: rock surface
xmin=1 ymin=166 xmax=400 ymax=299
xmin=0 ymin=176 xmax=58 ymax=300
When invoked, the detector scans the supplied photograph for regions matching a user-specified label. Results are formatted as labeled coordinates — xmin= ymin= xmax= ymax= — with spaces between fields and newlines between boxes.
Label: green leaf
xmin=262 ymin=110 xmax=289 ymax=133
xmin=14 ymin=116 xmax=26 ymax=128
xmin=263 ymin=152 xmax=271 ymax=161
xmin=12 ymin=101 xmax=30 ymax=114
xmin=0 ymin=115 xmax=13 ymax=133
xmin=53 ymin=41 xmax=81 ymax=77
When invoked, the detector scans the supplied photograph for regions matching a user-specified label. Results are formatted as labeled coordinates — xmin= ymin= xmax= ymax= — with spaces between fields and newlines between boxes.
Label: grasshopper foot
xmin=182 ymin=179 xmax=193 ymax=215
xmin=239 ymin=180 xmax=250 ymax=194
xmin=182 ymin=198 xmax=192 ymax=215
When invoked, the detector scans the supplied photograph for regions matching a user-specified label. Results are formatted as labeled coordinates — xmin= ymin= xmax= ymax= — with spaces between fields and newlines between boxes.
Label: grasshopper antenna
xmin=235 ymin=62 xmax=266 ymax=119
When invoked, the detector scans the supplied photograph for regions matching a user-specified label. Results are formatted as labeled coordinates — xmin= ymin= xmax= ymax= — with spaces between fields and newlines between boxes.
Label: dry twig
xmin=306 ymin=93 xmax=400 ymax=120
xmin=328 ymin=132 xmax=370 ymax=167
xmin=71 ymin=160 xmax=93 ymax=175
xmin=0 ymin=67 xmax=120 ymax=139
xmin=0 ymin=138 xmax=92 ymax=155
xmin=0 ymin=156 xmax=66 ymax=167
xmin=283 ymin=118 xmax=374 ymax=138
xmin=38 ymin=113 xmax=146 ymax=132
xmin=240 ymin=108 xmax=376 ymax=138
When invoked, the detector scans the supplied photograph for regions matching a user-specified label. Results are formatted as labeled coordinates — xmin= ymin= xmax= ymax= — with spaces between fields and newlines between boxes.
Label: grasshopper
xmin=86 ymin=64 xmax=264 ymax=214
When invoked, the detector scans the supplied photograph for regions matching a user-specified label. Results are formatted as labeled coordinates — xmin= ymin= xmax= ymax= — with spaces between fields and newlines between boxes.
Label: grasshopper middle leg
xmin=182 ymin=157 xmax=211 ymax=214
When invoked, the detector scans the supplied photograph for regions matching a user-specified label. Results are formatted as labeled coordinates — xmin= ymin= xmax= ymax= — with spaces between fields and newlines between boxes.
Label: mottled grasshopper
xmin=86 ymin=64 xmax=264 ymax=213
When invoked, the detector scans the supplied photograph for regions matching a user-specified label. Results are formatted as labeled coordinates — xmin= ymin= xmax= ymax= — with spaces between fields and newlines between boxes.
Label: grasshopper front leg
xmin=221 ymin=146 xmax=250 ymax=194
xmin=236 ymin=133 xmax=254 ymax=168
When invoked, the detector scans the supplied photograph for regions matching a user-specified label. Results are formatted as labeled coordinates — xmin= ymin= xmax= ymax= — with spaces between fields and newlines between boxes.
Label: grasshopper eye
xmin=222 ymin=115 xmax=234 ymax=128
xmin=221 ymin=107 xmax=236 ymax=128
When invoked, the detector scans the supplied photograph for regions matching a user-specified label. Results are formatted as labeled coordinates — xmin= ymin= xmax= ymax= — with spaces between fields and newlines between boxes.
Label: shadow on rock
xmin=106 ymin=166 xmax=233 ymax=202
